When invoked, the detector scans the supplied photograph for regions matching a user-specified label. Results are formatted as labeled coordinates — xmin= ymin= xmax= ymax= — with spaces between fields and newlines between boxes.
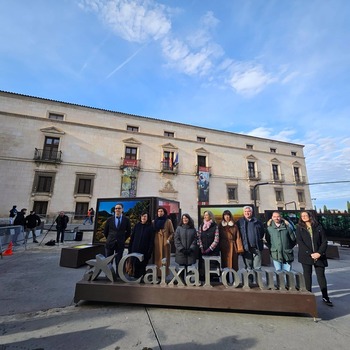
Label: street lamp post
xmin=253 ymin=182 xmax=269 ymax=214
xmin=285 ymin=201 xmax=297 ymax=211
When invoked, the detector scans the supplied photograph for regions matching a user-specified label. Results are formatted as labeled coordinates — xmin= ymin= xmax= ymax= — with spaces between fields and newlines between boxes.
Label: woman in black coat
xmin=128 ymin=212 xmax=155 ymax=279
xmin=296 ymin=211 xmax=333 ymax=306
xmin=174 ymin=214 xmax=198 ymax=271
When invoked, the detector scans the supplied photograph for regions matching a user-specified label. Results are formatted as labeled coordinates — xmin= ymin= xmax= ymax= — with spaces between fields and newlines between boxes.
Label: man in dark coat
xmin=13 ymin=208 xmax=27 ymax=245
xmin=55 ymin=211 xmax=69 ymax=243
xmin=25 ymin=210 xmax=41 ymax=243
xmin=237 ymin=206 xmax=265 ymax=270
xmin=104 ymin=203 xmax=131 ymax=274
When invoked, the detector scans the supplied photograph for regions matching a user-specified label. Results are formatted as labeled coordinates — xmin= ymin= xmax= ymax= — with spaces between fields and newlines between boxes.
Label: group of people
xmin=9 ymin=205 xmax=70 ymax=244
xmin=103 ymin=203 xmax=333 ymax=307
xmin=9 ymin=206 xmax=42 ymax=245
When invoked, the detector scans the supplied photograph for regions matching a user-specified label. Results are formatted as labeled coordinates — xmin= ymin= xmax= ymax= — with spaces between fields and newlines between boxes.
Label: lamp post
xmin=253 ymin=182 xmax=269 ymax=214
xmin=285 ymin=201 xmax=297 ymax=211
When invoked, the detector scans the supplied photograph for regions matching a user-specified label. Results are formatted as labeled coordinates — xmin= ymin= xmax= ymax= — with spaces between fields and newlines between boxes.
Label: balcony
xmin=34 ymin=148 xmax=62 ymax=164
xmin=120 ymin=158 xmax=141 ymax=170
xmin=161 ymin=160 xmax=178 ymax=174
xmin=294 ymin=175 xmax=306 ymax=184
xmin=271 ymin=173 xmax=285 ymax=183
xmin=196 ymin=165 xmax=211 ymax=176
xmin=246 ymin=170 xmax=261 ymax=181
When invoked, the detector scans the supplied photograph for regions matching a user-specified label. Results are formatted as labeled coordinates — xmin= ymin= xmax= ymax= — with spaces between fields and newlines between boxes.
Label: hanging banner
xmin=197 ymin=167 xmax=210 ymax=205
xmin=121 ymin=167 xmax=138 ymax=197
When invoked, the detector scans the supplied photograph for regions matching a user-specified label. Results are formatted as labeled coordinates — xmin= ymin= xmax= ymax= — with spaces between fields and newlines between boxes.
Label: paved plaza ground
xmin=1 ymin=229 xmax=350 ymax=349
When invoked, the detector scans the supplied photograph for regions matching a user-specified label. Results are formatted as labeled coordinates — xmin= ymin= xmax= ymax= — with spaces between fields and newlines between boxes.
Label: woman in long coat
xmin=218 ymin=210 xmax=244 ymax=271
xmin=197 ymin=210 xmax=220 ymax=281
xmin=174 ymin=214 xmax=198 ymax=271
xmin=296 ymin=211 xmax=333 ymax=306
xmin=128 ymin=211 xmax=155 ymax=278
xmin=153 ymin=206 xmax=174 ymax=277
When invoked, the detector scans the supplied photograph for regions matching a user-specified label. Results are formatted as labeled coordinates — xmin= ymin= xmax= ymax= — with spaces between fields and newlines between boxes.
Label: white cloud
xmin=226 ymin=62 xmax=277 ymax=97
xmin=80 ymin=0 xmax=171 ymax=43
xmin=245 ymin=127 xmax=296 ymax=142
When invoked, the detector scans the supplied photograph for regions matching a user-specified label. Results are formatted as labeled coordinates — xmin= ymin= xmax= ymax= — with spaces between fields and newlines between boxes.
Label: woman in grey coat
xmin=174 ymin=214 xmax=198 ymax=271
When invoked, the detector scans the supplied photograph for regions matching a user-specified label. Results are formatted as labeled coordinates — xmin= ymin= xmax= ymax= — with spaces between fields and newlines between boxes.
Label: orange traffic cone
xmin=3 ymin=241 xmax=13 ymax=256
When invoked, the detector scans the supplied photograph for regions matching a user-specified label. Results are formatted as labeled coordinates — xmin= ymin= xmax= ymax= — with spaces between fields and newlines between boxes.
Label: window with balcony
xmin=127 ymin=125 xmax=139 ymax=132
xmin=161 ymin=151 xmax=177 ymax=172
xmin=227 ymin=185 xmax=238 ymax=201
xmin=74 ymin=174 xmax=95 ymax=195
xmin=164 ymin=131 xmax=174 ymax=138
xmin=248 ymin=161 xmax=256 ymax=178
xmin=34 ymin=136 xmax=62 ymax=163
xmin=121 ymin=146 xmax=140 ymax=169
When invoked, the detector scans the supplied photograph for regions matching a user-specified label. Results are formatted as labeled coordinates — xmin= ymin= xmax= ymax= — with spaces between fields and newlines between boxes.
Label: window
xmin=297 ymin=190 xmax=305 ymax=203
xmin=74 ymin=174 xmax=95 ymax=195
xmin=248 ymin=161 xmax=256 ymax=178
xmin=270 ymin=148 xmax=276 ymax=153
xmin=291 ymin=151 xmax=297 ymax=156
xmin=125 ymin=147 xmax=137 ymax=160
xmin=162 ymin=151 xmax=176 ymax=171
xmin=48 ymin=112 xmax=64 ymax=121
xmin=197 ymin=155 xmax=207 ymax=167
xmin=32 ymin=172 xmax=55 ymax=193
xmin=127 ymin=125 xmax=139 ymax=132
xmin=294 ymin=167 xmax=301 ymax=182
xmin=164 ymin=131 xmax=174 ymax=137
xmin=197 ymin=136 xmax=206 ymax=142
xmin=33 ymin=201 xmax=48 ymax=216
xmin=227 ymin=185 xmax=238 ymax=201
xmin=250 ymin=186 xmax=260 ymax=201
xmin=75 ymin=202 xmax=89 ymax=219
xmin=246 ymin=144 xmax=253 ymax=149
xmin=43 ymin=137 xmax=60 ymax=160
xmin=272 ymin=164 xmax=279 ymax=181
xmin=275 ymin=189 xmax=284 ymax=202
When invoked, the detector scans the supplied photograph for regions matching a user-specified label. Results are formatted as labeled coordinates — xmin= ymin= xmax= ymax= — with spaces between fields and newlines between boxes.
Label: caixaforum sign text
xmin=85 ymin=252 xmax=307 ymax=292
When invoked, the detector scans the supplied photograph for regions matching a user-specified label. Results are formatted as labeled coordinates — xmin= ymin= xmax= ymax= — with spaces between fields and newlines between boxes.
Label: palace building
xmin=0 ymin=91 xmax=311 ymax=223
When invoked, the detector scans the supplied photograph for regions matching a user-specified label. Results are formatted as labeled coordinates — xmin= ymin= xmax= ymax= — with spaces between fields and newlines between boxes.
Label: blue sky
xmin=1 ymin=0 xmax=350 ymax=211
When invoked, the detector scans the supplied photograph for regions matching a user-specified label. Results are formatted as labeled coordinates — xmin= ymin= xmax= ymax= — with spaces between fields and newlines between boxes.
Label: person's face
xmin=157 ymin=209 xmax=164 ymax=217
xmin=60 ymin=212 xmax=64 ymax=216
xmin=203 ymin=212 xmax=210 ymax=221
xmin=272 ymin=213 xmax=281 ymax=224
xmin=182 ymin=215 xmax=189 ymax=225
xmin=224 ymin=214 xmax=231 ymax=222
xmin=244 ymin=208 xmax=252 ymax=219
xmin=115 ymin=205 xmax=123 ymax=216
xmin=140 ymin=214 xmax=148 ymax=224
xmin=301 ymin=212 xmax=310 ymax=222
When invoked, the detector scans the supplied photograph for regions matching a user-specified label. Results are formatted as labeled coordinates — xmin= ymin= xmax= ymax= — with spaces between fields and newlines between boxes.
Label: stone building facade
xmin=0 ymin=91 xmax=311 ymax=223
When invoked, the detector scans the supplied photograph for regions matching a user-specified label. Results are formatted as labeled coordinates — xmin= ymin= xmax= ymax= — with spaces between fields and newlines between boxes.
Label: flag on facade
xmin=173 ymin=152 xmax=179 ymax=166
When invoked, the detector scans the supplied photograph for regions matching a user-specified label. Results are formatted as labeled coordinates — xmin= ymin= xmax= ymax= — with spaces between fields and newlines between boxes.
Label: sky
xmin=1 ymin=0 xmax=350 ymax=211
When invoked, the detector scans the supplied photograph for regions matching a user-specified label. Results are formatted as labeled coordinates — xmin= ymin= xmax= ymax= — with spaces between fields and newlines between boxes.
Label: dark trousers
xmin=105 ymin=242 xmax=125 ymax=275
xmin=302 ymin=263 xmax=329 ymax=298
xmin=56 ymin=228 xmax=65 ymax=243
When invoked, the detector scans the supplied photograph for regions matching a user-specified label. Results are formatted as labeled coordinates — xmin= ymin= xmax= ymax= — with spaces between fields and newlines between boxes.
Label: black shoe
xmin=33 ymin=240 xmax=38 ymax=243
xmin=322 ymin=297 xmax=333 ymax=306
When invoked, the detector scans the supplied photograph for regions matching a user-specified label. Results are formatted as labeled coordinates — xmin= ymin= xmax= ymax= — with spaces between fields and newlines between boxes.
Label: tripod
xmin=39 ymin=218 xmax=56 ymax=246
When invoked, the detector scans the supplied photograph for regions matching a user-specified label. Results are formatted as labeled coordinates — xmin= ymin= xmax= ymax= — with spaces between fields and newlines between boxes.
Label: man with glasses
xmin=104 ymin=203 xmax=131 ymax=276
